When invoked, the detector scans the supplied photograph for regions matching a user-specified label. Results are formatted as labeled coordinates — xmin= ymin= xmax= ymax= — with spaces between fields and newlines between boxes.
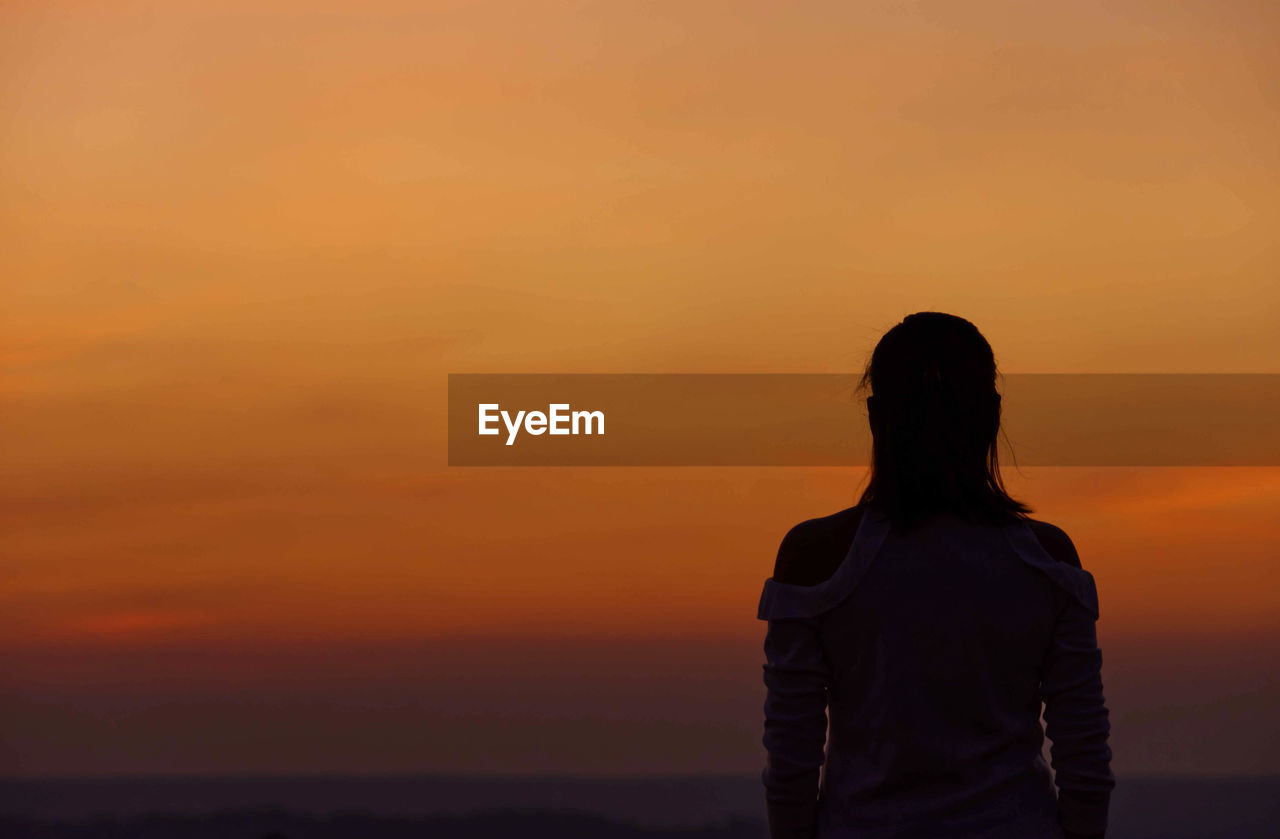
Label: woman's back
xmin=757 ymin=313 xmax=1114 ymax=838
xmin=758 ymin=504 xmax=1114 ymax=839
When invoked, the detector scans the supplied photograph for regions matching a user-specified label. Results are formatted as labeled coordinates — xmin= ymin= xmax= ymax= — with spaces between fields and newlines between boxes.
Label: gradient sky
xmin=2 ymin=0 xmax=1278 ymax=777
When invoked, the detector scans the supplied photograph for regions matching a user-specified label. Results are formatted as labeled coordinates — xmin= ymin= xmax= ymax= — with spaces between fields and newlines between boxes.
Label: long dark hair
xmin=857 ymin=312 xmax=1031 ymax=530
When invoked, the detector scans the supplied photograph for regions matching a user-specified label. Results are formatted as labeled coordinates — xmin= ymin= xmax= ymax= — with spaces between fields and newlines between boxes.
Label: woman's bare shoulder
xmin=771 ymin=504 xmax=865 ymax=586
xmin=1024 ymin=517 xmax=1083 ymax=569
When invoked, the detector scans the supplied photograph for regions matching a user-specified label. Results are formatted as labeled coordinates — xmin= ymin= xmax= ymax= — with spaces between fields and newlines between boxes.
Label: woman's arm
xmin=762 ymin=613 xmax=829 ymax=839
xmin=760 ymin=520 xmax=842 ymax=839
xmin=1037 ymin=530 xmax=1116 ymax=838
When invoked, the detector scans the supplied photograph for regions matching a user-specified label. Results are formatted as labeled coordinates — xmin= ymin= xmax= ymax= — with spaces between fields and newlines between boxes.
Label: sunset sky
xmin=2 ymin=1 xmax=1278 ymax=777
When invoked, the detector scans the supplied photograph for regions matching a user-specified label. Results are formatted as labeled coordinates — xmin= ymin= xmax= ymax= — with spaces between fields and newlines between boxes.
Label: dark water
xmin=0 ymin=774 xmax=1276 ymax=838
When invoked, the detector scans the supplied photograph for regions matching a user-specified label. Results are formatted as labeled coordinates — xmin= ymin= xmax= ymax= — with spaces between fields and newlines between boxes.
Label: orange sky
xmin=1 ymin=0 xmax=1278 ymax=776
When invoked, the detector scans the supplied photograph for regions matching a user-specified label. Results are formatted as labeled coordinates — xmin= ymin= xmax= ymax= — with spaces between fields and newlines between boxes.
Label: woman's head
xmin=858 ymin=312 xmax=1030 ymax=529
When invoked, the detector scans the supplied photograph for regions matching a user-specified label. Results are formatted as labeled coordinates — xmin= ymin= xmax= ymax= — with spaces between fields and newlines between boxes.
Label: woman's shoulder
xmin=772 ymin=504 xmax=865 ymax=586
xmin=768 ymin=508 xmax=1085 ymax=583
xmin=1014 ymin=516 xmax=1100 ymax=617
xmin=1022 ymin=517 xmax=1083 ymax=569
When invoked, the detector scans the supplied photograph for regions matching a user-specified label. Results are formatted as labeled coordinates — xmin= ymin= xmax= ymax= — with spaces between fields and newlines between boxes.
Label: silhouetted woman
xmin=758 ymin=313 xmax=1114 ymax=839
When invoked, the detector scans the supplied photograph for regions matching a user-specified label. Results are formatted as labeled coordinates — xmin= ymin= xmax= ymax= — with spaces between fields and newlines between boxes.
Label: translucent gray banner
xmin=447 ymin=374 xmax=1279 ymax=466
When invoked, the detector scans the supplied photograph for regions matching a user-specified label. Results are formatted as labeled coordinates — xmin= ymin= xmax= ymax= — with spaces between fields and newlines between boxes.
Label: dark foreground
xmin=1 ymin=775 xmax=1277 ymax=839
xmin=0 ymin=811 xmax=762 ymax=839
